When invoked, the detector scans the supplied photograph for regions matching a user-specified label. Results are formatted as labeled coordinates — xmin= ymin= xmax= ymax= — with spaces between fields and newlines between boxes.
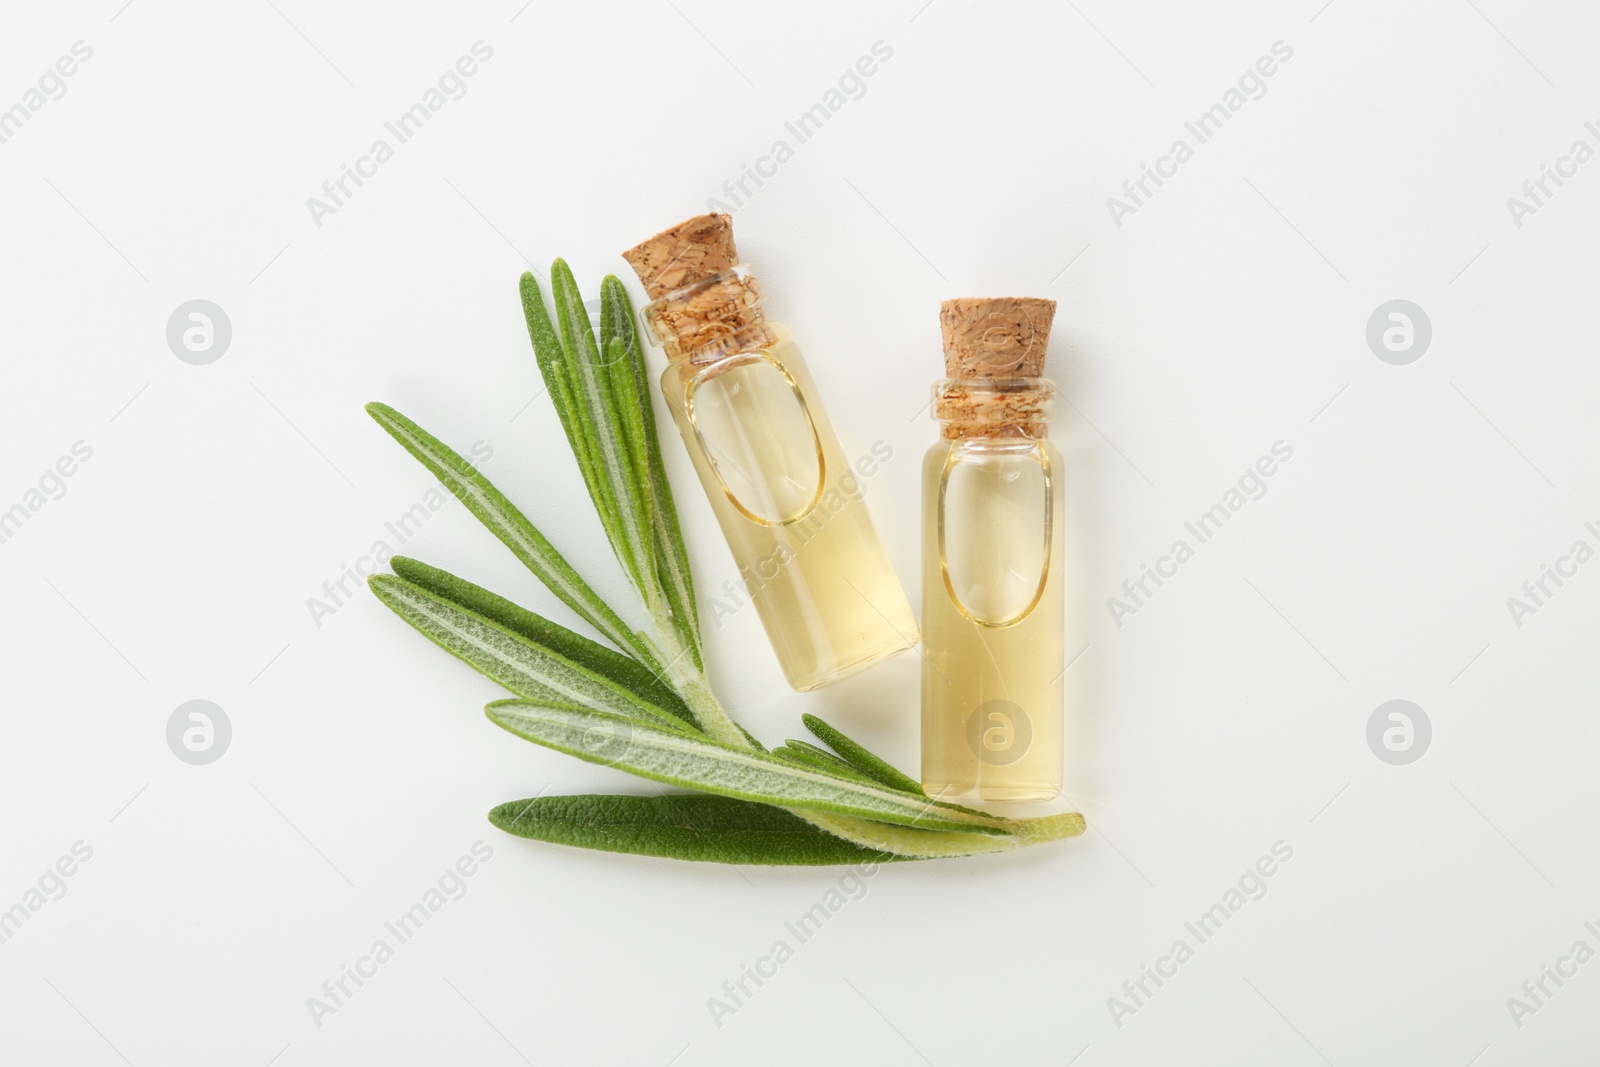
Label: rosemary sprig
xmin=365 ymin=263 xmax=1085 ymax=864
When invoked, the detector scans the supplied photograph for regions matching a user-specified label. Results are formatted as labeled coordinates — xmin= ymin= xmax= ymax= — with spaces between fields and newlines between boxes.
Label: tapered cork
xmin=936 ymin=297 xmax=1056 ymax=439
xmin=939 ymin=297 xmax=1055 ymax=378
xmin=621 ymin=213 xmax=741 ymax=299
xmin=622 ymin=213 xmax=774 ymax=362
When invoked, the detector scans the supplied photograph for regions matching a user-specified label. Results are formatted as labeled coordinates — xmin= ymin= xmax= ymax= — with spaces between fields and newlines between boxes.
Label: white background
xmin=2 ymin=0 xmax=1597 ymax=1063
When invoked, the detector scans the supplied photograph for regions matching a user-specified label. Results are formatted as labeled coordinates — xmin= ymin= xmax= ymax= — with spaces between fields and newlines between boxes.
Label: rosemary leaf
xmin=518 ymin=272 xmax=624 ymax=571
xmin=802 ymin=713 xmax=927 ymax=796
xmin=486 ymin=700 xmax=1012 ymax=835
xmin=370 ymin=576 xmax=694 ymax=733
xmin=389 ymin=556 xmax=695 ymax=727
xmin=601 ymin=275 xmax=701 ymax=665
xmin=605 ymin=335 xmax=653 ymax=539
xmin=770 ymin=742 xmax=890 ymax=788
xmin=488 ymin=793 xmax=911 ymax=866
xmin=365 ymin=402 xmax=657 ymax=670
xmin=548 ymin=260 xmax=655 ymax=594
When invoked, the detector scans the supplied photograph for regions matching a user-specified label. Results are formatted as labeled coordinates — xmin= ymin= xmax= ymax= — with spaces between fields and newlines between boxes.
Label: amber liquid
xmin=921 ymin=436 xmax=1064 ymax=801
xmin=660 ymin=325 xmax=917 ymax=690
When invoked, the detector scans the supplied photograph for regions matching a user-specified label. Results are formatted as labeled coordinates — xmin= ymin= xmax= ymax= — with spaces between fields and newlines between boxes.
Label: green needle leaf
xmin=601 ymin=274 xmax=700 ymax=664
xmin=388 ymin=556 xmax=695 ymax=727
xmin=802 ymin=714 xmax=927 ymax=796
xmin=365 ymin=402 xmax=657 ymax=670
xmin=519 ymin=272 xmax=622 ymax=572
xmin=486 ymin=700 xmax=1014 ymax=835
xmin=770 ymin=742 xmax=889 ymax=788
xmin=606 ymin=335 xmax=653 ymax=529
xmin=370 ymin=576 xmax=694 ymax=733
xmin=548 ymin=260 xmax=654 ymax=594
xmin=488 ymin=793 xmax=911 ymax=866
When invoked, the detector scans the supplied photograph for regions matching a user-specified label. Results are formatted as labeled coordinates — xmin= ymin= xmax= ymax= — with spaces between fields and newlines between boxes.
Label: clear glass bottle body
xmin=921 ymin=429 xmax=1064 ymax=801
xmin=657 ymin=322 xmax=917 ymax=690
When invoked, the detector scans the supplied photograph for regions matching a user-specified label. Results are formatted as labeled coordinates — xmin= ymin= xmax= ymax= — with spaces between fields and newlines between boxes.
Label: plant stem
xmin=677 ymin=675 xmax=741 ymax=744
xmin=646 ymin=613 xmax=746 ymax=747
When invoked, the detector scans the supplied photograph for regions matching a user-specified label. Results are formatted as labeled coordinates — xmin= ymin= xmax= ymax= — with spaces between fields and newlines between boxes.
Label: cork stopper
xmin=621 ymin=213 xmax=741 ymax=299
xmin=935 ymin=297 xmax=1056 ymax=439
xmin=622 ymin=213 xmax=774 ymax=363
xmin=939 ymin=297 xmax=1055 ymax=378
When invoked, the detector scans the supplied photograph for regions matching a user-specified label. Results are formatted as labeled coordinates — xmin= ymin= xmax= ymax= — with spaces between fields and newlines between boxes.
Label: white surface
xmin=2 ymin=0 xmax=1597 ymax=1063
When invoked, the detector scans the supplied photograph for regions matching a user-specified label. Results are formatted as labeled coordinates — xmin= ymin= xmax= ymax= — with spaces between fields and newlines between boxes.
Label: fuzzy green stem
xmin=678 ymin=677 xmax=744 ymax=747
xmin=647 ymin=616 xmax=744 ymax=747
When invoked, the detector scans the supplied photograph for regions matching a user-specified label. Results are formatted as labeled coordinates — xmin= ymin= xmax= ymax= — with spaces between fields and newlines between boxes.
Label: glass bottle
xmin=920 ymin=297 xmax=1064 ymax=802
xmin=622 ymin=213 xmax=917 ymax=691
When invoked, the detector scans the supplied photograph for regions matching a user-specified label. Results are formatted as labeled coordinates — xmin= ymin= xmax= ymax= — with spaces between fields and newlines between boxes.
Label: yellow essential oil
xmin=920 ymin=298 xmax=1064 ymax=802
xmin=624 ymin=215 xmax=917 ymax=690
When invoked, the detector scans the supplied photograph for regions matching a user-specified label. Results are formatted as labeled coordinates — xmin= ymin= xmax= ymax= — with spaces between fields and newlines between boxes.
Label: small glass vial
xmin=622 ymin=213 xmax=917 ymax=691
xmin=921 ymin=297 xmax=1064 ymax=802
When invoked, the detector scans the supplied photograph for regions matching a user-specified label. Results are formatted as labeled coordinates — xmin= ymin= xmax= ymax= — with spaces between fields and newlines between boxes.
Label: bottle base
xmin=920 ymin=780 xmax=1062 ymax=804
xmin=786 ymin=632 xmax=918 ymax=692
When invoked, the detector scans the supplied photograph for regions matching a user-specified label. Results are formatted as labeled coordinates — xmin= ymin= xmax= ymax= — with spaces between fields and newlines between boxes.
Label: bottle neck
xmin=933 ymin=377 xmax=1056 ymax=440
xmin=641 ymin=264 xmax=778 ymax=364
